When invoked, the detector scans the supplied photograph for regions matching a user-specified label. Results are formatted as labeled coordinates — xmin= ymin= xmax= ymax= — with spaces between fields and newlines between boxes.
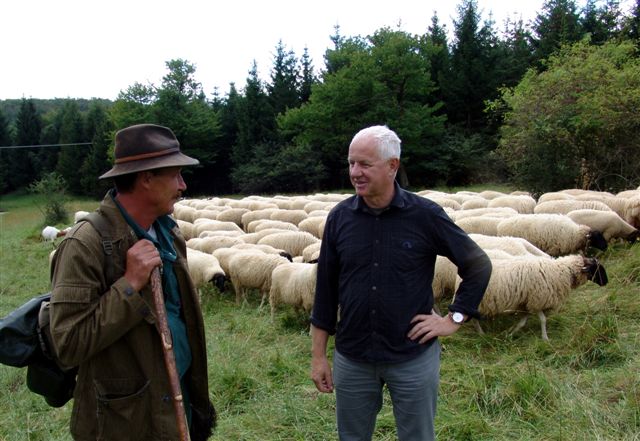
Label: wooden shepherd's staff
xmin=150 ymin=267 xmax=191 ymax=441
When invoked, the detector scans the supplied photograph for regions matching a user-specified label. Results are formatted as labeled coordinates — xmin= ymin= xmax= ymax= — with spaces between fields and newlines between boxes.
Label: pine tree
xmin=299 ymin=47 xmax=316 ymax=103
xmin=55 ymin=100 xmax=87 ymax=194
xmin=80 ymin=102 xmax=113 ymax=197
xmin=11 ymin=98 xmax=42 ymax=189
xmin=531 ymin=0 xmax=584 ymax=68
xmin=0 ymin=108 xmax=12 ymax=193
xmin=267 ymin=40 xmax=300 ymax=116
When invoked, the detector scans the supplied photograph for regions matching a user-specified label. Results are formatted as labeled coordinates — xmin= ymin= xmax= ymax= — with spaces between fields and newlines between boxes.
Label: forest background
xmin=1 ymin=0 xmax=640 ymax=202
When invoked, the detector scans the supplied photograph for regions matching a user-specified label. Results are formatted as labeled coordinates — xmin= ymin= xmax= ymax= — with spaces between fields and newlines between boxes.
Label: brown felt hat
xmin=99 ymin=124 xmax=199 ymax=179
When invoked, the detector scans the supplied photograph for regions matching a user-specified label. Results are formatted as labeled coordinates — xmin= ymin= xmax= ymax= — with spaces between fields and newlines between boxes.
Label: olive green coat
xmin=50 ymin=194 xmax=214 ymax=441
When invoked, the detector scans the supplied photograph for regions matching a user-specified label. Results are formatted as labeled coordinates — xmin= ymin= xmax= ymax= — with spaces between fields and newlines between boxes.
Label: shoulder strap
xmin=83 ymin=211 xmax=115 ymax=285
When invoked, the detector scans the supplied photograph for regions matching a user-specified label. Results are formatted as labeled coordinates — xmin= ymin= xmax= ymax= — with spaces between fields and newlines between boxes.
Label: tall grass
xmin=1 ymin=193 xmax=638 ymax=440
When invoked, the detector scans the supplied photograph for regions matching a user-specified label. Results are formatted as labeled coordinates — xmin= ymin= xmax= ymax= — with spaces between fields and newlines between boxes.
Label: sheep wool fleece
xmin=49 ymin=192 xmax=215 ymax=441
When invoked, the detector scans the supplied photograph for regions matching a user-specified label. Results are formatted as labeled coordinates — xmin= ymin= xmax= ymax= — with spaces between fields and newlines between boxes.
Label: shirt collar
xmin=351 ymin=181 xmax=408 ymax=213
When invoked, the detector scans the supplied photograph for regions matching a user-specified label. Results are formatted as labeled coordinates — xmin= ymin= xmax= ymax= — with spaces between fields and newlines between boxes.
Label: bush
xmin=28 ymin=172 xmax=69 ymax=225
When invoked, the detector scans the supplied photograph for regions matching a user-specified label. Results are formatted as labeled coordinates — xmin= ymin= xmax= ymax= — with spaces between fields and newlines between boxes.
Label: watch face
xmin=452 ymin=312 xmax=464 ymax=324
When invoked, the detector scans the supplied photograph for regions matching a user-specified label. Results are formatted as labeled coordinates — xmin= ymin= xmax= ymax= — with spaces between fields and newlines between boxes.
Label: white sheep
xmin=270 ymin=209 xmax=309 ymax=226
xmin=257 ymin=231 xmax=320 ymax=257
xmin=537 ymin=192 xmax=576 ymax=203
xmin=468 ymin=233 xmax=551 ymax=258
xmin=432 ymin=256 xmax=458 ymax=304
xmin=176 ymin=219 xmax=196 ymax=240
xmin=460 ymin=198 xmax=489 ymax=209
xmin=249 ymin=219 xmax=299 ymax=233
xmin=566 ymin=209 xmax=639 ymax=243
xmin=238 ymin=228 xmax=296 ymax=245
xmin=186 ymin=247 xmax=226 ymax=292
xmin=228 ymin=252 xmax=290 ymax=306
xmin=448 ymin=207 xmax=519 ymax=222
xmin=420 ymin=195 xmax=462 ymax=211
xmin=187 ymin=236 xmax=244 ymax=253
xmin=74 ymin=210 xmax=90 ymax=223
xmin=269 ymin=262 xmax=318 ymax=319
xmin=301 ymin=241 xmax=322 ymax=263
xmin=215 ymin=207 xmax=250 ymax=228
xmin=466 ymin=254 xmax=608 ymax=340
xmin=496 ymin=214 xmax=608 ymax=256
xmin=297 ymin=216 xmax=327 ymax=239
xmin=600 ymin=196 xmax=640 ymax=229
xmin=241 ymin=209 xmax=279 ymax=232
xmin=487 ymin=195 xmax=536 ymax=214
xmin=173 ymin=203 xmax=199 ymax=222
xmin=455 ymin=216 xmax=504 ymax=236
xmin=231 ymin=243 xmax=293 ymax=261
xmin=534 ymin=199 xmax=612 ymax=215
xmin=478 ymin=190 xmax=508 ymax=200
xmin=193 ymin=219 xmax=244 ymax=237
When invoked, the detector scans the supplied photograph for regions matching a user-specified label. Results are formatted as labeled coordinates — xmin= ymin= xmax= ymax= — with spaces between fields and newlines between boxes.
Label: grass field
xmin=0 ymin=192 xmax=638 ymax=441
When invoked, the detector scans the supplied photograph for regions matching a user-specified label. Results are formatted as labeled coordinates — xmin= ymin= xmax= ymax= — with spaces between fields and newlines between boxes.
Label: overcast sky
xmin=2 ymin=0 xmax=629 ymax=101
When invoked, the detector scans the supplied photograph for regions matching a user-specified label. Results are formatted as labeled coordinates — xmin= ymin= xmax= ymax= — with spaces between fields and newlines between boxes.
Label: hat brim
xmin=99 ymin=152 xmax=199 ymax=179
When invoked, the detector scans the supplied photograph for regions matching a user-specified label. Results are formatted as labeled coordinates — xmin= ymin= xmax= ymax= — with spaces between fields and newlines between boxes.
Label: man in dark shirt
xmin=310 ymin=125 xmax=492 ymax=441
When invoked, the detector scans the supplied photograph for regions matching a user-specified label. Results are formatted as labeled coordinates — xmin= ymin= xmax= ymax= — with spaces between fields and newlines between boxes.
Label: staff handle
xmin=150 ymin=267 xmax=191 ymax=441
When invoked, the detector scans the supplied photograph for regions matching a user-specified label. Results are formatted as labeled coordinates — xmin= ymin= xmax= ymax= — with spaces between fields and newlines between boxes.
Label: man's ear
xmin=389 ymin=158 xmax=400 ymax=174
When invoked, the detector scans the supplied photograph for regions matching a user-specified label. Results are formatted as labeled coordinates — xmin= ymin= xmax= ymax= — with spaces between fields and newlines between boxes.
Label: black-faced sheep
xmin=566 ymin=209 xmax=639 ymax=243
xmin=257 ymin=231 xmax=320 ymax=258
xmin=466 ymin=254 xmax=608 ymax=340
xmin=186 ymin=247 xmax=226 ymax=293
xmin=269 ymin=262 xmax=317 ymax=319
xmin=496 ymin=214 xmax=607 ymax=256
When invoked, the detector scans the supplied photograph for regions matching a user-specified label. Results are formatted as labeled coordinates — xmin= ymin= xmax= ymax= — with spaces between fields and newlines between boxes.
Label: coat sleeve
xmin=49 ymin=223 xmax=152 ymax=367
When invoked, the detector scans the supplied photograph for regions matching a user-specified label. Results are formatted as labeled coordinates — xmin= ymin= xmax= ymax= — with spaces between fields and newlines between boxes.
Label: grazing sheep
xmin=198 ymin=230 xmax=245 ymax=238
xmin=239 ymin=228 xmax=295 ymax=244
xmin=215 ymin=208 xmax=250 ymax=228
xmin=478 ymin=190 xmax=507 ymax=200
xmin=496 ymin=214 xmax=608 ymax=256
xmin=173 ymin=203 xmax=199 ymax=222
xmin=250 ymin=219 xmax=299 ymax=233
xmin=186 ymin=247 xmax=226 ymax=292
xmin=468 ymin=234 xmax=551 ymax=258
xmin=537 ymin=192 xmax=576 ymax=203
xmin=193 ymin=219 xmax=244 ymax=237
xmin=460 ymin=198 xmax=489 ymax=209
xmin=487 ymin=195 xmax=536 ymax=214
xmin=176 ymin=219 xmax=196 ymax=240
xmin=600 ymin=196 xmax=640 ymax=229
xmin=466 ymin=254 xmax=608 ymax=340
xmin=534 ymin=199 xmax=612 ymax=215
xmin=455 ymin=216 xmax=504 ymax=236
xmin=270 ymin=209 xmax=309 ymax=226
xmin=228 ymin=252 xmax=290 ymax=305
xmin=187 ymin=236 xmax=244 ymax=253
xmin=257 ymin=231 xmax=320 ymax=257
xmin=566 ymin=209 xmax=639 ymax=243
xmin=241 ymin=209 xmax=279 ymax=232
xmin=269 ymin=262 xmax=318 ymax=319
xmin=448 ymin=207 xmax=519 ymax=222
xmin=432 ymin=256 xmax=458 ymax=304
xmin=298 ymin=216 xmax=327 ymax=239
xmin=616 ymin=189 xmax=640 ymax=199
xmin=420 ymin=195 xmax=462 ymax=211
xmin=302 ymin=241 xmax=322 ymax=263
xmin=231 ymin=243 xmax=293 ymax=261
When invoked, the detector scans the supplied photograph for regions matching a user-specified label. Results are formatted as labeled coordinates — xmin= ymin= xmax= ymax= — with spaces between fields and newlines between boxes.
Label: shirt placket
xmin=370 ymin=215 xmax=382 ymax=349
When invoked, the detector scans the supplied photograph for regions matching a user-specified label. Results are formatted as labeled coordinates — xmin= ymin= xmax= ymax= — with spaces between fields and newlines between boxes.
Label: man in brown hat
xmin=49 ymin=124 xmax=216 ymax=440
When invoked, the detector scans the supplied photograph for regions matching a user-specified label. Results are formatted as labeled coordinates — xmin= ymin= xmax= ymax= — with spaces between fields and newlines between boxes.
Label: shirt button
xmin=375 ymin=239 xmax=380 ymax=244
xmin=372 ymin=309 xmax=377 ymax=315
xmin=372 ymin=286 xmax=377 ymax=290
xmin=125 ymin=287 xmax=134 ymax=297
xmin=373 ymin=262 xmax=379 ymax=267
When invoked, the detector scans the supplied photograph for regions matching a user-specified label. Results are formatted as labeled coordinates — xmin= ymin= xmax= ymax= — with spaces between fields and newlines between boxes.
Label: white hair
xmin=351 ymin=125 xmax=401 ymax=160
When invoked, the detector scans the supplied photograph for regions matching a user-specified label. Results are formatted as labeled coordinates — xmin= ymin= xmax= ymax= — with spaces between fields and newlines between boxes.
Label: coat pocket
xmin=95 ymin=377 xmax=151 ymax=440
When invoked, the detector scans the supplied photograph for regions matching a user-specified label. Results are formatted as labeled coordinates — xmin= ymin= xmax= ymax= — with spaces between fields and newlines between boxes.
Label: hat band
xmin=115 ymin=147 xmax=180 ymax=164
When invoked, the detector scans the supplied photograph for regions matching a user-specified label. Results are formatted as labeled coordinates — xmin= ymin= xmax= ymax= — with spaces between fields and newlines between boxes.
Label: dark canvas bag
xmin=0 ymin=211 xmax=114 ymax=407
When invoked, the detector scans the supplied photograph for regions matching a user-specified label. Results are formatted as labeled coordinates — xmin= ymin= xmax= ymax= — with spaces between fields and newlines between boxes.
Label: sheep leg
xmin=472 ymin=319 xmax=485 ymax=335
xmin=432 ymin=304 xmax=442 ymax=316
xmin=538 ymin=311 xmax=549 ymax=341
xmin=510 ymin=315 xmax=529 ymax=336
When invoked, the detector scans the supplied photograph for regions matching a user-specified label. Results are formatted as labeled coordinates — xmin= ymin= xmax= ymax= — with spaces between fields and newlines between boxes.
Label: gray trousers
xmin=333 ymin=341 xmax=441 ymax=441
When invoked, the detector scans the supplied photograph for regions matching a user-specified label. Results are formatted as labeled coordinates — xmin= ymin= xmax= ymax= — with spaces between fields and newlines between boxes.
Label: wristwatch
xmin=449 ymin=311 xmax=465 ymax=325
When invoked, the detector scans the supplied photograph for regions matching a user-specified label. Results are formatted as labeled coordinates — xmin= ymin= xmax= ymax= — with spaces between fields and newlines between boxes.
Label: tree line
xmin=1 ymin=0 xmax=639 ymax=199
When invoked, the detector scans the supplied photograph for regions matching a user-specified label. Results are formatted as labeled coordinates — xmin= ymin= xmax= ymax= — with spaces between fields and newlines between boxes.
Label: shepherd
xmin=49 ymin=124 xmax=216 ymax=440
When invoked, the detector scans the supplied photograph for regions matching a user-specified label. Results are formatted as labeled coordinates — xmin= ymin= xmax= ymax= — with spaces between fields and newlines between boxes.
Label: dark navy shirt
xmin=311 ymin=183 xmax=492 ymax=363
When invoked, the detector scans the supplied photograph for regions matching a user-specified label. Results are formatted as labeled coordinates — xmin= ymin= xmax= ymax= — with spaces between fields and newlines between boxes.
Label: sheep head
xmin=586 ymin=229 xmax=608 ymax=251
xmin=581 ymin=257 xmax=608 ymax=286
xmin=627 ymin=229 xmax=639 ymax=244
xmin=211 ymin=274 xmax=227 ymax=292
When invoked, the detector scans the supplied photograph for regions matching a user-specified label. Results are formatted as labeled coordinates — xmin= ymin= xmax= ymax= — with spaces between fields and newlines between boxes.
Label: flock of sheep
xmin=68 ymin=185 xmax=639 ymax=341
